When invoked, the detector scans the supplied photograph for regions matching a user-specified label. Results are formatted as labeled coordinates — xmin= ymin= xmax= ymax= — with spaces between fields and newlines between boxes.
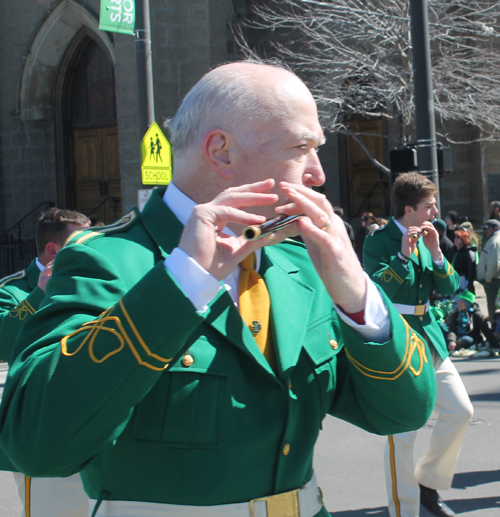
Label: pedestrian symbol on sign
xmin=155 ymin=135 xmax=163 ymax=162
xmin=141 ymin=123 xmax=172 ymax=185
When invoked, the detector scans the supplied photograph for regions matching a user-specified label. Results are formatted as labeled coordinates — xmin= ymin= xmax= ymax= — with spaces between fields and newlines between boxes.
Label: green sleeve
xmin=0 ymin=286 xmax=44 ymax=363
xmin=330 ymin=286 xmax=437 ymax=435
xmin=0 ymin=244 xmax=205 ymax=477
xmin=363 ymin=237 xmax=411 ymax=298
xmin=432 ymin=258 xmax=460 ymax=295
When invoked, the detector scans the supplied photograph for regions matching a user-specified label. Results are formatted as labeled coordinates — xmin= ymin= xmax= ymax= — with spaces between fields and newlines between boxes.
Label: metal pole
xmin=135 ymin=0 xmax=155 ymax=138
xmin=409 ymin=0 xmax=440 ymax=213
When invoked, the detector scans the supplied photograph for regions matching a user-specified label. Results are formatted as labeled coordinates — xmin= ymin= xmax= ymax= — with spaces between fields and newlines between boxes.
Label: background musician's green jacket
xmin=0 ymin=260 xmax=44 ymax=363
xmin=363 ymin=217 xmax=459 ymax=361
xmin=0 ymin=189 xmax=436 ymax=514
xmin=0 ymin=259 xmax=44 ymax=471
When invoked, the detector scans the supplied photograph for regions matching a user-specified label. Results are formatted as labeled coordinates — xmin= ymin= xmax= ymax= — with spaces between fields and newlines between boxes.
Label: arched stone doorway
xmin=62 ymin=36 xmax=122 ymax=224
xmin=18 ymin=0 xmax=122 ymax=224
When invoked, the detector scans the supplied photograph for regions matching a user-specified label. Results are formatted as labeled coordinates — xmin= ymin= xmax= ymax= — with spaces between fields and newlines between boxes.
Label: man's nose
xmin=304 ymin=149 xmax=326 ymax=187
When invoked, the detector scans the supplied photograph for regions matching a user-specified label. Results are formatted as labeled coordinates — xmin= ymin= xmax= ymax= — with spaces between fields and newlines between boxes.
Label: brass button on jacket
xmin=283 ymin=442 xmax=291 ymax=456
xmin=182 ymin=354 xmax=194 ymax=367
xmin=329 ymin=339 xmax=338 ymax=350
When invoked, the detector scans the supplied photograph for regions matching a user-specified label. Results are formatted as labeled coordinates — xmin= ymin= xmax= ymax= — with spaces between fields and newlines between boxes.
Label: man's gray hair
xmin=165 ymin=60 xmax=294 ymax=154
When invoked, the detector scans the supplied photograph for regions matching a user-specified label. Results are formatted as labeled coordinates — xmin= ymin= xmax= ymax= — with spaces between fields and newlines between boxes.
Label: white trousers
xmin=13 ymin=472 xmax=89 ymax=517
xmin=384 ymin=352 xmax=473 ymax=517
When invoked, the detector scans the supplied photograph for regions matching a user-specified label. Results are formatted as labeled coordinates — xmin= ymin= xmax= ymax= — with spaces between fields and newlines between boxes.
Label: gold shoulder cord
xmin=381 ymin=267 xmax=405 ymax=285
xmin=61 ymin=301 xmax=172 ymax=371
xmin=433 ymin=262 xmax=455 ymax=279
xmin=345 ymin=316 xmax=428 ymax=380
xmin=9 ymin=299 xmax=36 ymax=320
xmin=0 ymin=270 xmax=26 ymax=289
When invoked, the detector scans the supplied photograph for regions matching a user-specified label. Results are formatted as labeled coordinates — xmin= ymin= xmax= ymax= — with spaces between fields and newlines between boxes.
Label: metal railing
xmin=0 ymin=201 xmax=54 ymax=278
xmin=351 ymin=181 xmax=389 ymax=220
xmin=87 ymin=196 xmax=121 ymax=223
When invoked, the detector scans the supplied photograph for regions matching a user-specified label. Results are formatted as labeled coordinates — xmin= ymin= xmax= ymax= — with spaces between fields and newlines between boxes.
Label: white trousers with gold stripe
xmin=384 ymin=352 xmax=473 ymax=517
xmin=13 ymin=472 xmax=89 ymax=517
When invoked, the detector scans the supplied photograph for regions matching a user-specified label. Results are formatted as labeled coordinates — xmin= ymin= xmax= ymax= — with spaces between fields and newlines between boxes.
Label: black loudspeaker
xmin=389 ymin=148 xmax=418 ymax=174
xmin=437 ymin=146 xmax=453 ymax=174
xmin=390 ymin=146 xmax=454 ymax=177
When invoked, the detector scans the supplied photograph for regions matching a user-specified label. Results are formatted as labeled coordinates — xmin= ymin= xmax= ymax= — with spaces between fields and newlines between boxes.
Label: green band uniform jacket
xmin=363 ymin=218 xmax=459 ymax=360
xmin=0 ymin=259 xmax=44 ymax=471
xmin=0 ymin=190 xmax=436 ymax=514
xmin=0 ymin=260 xmax=44 ymax=363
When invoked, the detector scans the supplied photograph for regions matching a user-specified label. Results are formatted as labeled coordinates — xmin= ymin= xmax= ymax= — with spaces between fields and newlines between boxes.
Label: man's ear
xmin=202 ymin=129 xmax=234 ymax=179
xmin=404 ymin=205 xmax=413 ymax=216
xmin=45 ymin=242 xmax=62 ymax=261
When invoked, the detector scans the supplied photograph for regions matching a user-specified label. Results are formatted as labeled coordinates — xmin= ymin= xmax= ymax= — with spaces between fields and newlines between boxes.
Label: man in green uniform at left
xmin=0 ymin=207 xmax=89 ymax=517
xmin=0 ymin=208 xmax=89 ymax=362
xmin=0 ymin=62 xmax=436 ymax=517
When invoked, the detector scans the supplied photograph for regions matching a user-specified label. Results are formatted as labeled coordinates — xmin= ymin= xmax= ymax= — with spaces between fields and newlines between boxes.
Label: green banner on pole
xmin=99 ymin=0 xmax=135 ymax=35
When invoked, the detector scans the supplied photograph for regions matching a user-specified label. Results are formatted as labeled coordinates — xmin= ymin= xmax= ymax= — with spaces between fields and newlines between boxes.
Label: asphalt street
xmin=0 ymin=283 xmax=498 ymax=516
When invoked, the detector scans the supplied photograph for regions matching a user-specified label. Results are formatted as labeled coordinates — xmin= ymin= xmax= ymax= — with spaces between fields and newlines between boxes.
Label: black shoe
xmin=419 ymin=484 xmax=455 ymax=517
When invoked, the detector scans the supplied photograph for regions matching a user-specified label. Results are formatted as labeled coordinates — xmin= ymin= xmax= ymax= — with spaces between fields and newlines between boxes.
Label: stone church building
xmin=1 ymin=0 xmax=499 ymax=274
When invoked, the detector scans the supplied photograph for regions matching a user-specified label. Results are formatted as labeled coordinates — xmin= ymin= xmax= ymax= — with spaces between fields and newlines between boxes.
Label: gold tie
xmin=239 ymin=253 xmax=276 ymax=369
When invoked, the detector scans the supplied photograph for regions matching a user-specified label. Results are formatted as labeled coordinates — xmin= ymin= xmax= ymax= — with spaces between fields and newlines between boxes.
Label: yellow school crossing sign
xmin=141 ymin=122 xmax=172 ymax=185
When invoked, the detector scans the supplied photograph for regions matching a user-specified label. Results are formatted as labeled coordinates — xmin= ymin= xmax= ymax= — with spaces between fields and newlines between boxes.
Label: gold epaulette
xmin=0 ymin=269 xmax=26 ymax=289
xmin=64 ymin=209 xmax=139 ymax=247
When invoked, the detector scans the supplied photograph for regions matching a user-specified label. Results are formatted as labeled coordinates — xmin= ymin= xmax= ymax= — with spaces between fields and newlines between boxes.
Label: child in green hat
xmin=446 ymin=290 xmax=499 ymax=357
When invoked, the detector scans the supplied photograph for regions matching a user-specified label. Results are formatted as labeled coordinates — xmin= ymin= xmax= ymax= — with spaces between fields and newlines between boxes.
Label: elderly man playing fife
xmin=0 ymin=61 xmax=435 ymax=517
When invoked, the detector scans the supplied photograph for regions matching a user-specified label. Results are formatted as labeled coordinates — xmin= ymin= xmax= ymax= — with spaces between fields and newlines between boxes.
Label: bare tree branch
xmin=233 ymin=0 xmax=500 ymax=146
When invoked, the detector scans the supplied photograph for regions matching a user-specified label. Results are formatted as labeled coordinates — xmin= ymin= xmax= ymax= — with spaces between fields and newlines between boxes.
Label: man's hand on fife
xmin=420 ymin=221 xmax=443 ymax=261
xmin=277 ymin=182 xmax=367 ymax=314
xmin=178 ymin=179 xmax=282 ymax=280
xmin=37 ymin=260 xmax=54 ymax=293
xmin=402 ymin=222 xmax=442 ymax=263
xmin=401 ymin=226 xmax=421 ymax=258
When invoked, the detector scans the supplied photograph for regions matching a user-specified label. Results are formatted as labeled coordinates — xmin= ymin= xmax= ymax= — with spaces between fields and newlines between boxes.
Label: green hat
xmin=432 ymin=219 xmax=447 ymax=232
xmin=430 ymin=306 xmax=445 ymax=321
xmin=458 ymin=290 xmax=475 ymax=305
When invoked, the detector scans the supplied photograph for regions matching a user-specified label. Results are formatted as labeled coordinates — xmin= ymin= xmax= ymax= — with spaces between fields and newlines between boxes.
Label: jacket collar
xmin=140 ymin=188 xmax=184 ymax=258
xmin=140 ymin=188 xmax=314 ymax=379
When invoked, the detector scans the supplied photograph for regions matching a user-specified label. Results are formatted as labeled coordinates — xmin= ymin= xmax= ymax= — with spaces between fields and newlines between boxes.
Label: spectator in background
xmin=488 ymin=201 xmax=500 ymax=221
xmin=433 ymin=218 xmax=454 ymax=261
xmin=89 ymin=218 xmax=106 ymax=227
xmin=445 ymin=210 xmax=459 ymax=242
xmin=477 ymin=219 xmax=500 ymax=320
xmin=355 ymin=211 xmax=377 ymax=263
xmin=333 ymin=206 xmax=354 ymax=248
xmin=447 ymin=290 xmax=499 ymax=357
xmin=461 ymin=221 xmax=480 ymax=264
xmin=450 ymin=229 xmax=477 ymax=295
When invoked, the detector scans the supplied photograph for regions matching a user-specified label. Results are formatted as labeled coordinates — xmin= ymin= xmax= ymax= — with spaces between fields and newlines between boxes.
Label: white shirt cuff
xmin=334 ymin=273 xmax=390 ymax=344
xmin=433 ymin=258 xmax=444 ymax=268
xmin=164 ymin=248 xmax=222 ymax=313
